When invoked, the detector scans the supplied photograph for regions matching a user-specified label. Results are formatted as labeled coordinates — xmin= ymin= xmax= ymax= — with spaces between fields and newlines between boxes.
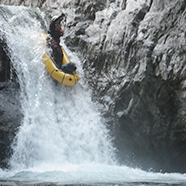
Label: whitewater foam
xmin=0 ymin=5 xmax=115 ymax=171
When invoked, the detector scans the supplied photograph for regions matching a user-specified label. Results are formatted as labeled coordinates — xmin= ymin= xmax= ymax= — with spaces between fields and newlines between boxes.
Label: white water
xmin=1 ymin=5 xmax=186 ymax=185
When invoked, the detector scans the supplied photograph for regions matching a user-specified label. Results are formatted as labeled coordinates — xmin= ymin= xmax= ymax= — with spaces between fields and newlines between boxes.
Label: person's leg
xmin=52 ymin=46 xmax=63 ymax=68
xmin=52 ymin=46 xmax=57 ymax=64
xmin=54 ymin=46 xmax=63 ymax=69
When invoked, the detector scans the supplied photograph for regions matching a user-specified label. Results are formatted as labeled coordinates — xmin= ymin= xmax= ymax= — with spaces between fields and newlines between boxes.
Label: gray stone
xmin=0 ymin=39 xmax=22 ymax=169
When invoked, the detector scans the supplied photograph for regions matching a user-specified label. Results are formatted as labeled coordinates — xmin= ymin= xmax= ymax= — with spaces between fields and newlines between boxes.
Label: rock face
xmin=0 ymin=0 xmax=186 ymax=172
xmin=0 ymin=39 xmax=22 ymax=168
xmin=60 ymin=0 xmax=186 ymax=172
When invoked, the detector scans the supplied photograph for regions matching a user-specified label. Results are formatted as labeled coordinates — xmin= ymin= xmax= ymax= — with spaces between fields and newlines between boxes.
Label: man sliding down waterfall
xmin=48 ymin=13 xmax=77 ymax=75
xmin=48 ymin=14 xmax=64 ymax=68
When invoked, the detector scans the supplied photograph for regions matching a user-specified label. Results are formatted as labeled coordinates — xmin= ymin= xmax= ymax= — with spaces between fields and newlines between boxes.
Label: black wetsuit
xmin=48 ymin=20 xmax=64 ymax=68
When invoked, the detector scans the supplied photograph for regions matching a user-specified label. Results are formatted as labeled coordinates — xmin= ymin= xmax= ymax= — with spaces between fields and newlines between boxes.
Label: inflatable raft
xmin=41 ymin=33 xmax=79 ymax=86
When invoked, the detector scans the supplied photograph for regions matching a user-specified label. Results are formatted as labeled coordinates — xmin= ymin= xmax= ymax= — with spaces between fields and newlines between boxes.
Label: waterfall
xmin=0 ymin=5 xmax=115 ymax=170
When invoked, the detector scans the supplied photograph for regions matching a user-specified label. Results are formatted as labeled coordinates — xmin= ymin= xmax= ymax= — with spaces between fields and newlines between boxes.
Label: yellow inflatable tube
xmin=41 ymin=34 xmax=79 ymax=86
xmin=43 ymin=52 xmax=79 ymax=86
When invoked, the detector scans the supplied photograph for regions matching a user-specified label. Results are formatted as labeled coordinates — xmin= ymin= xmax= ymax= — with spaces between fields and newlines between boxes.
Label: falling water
xmin=0 ymin=5 xmax=115 ymax=169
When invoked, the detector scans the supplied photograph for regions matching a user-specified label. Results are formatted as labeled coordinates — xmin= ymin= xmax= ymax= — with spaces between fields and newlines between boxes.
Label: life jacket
xmin=49 ymin=22 xmax=63 ymax=44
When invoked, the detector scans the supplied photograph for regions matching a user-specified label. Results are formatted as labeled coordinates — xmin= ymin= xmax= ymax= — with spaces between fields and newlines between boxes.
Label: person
xmin=48 ymin=13 xmax=65 ymax=68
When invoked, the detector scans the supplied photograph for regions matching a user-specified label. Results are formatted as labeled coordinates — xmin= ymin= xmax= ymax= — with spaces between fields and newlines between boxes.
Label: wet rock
xmin=0 ymin=39 xmax=22 ymax=169
xmin=67 ymin=0 xmax=186 ymax=172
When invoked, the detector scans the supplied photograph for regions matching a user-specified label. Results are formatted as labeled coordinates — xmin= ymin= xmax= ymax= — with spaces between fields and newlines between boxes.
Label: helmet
xmin=51 ymin=15 xmax=59 ymax=22
xmin=51 ymin=13 xmax=65 ymax=22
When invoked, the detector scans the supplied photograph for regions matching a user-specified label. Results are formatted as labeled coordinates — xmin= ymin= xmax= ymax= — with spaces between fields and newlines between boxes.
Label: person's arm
xmin=55 ymin=24 xmax=63 ymax=36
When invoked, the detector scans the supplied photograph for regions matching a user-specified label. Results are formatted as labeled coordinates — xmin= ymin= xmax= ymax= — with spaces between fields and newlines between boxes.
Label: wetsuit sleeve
xmin=55 ymin=24 xmax=63 ymax=36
